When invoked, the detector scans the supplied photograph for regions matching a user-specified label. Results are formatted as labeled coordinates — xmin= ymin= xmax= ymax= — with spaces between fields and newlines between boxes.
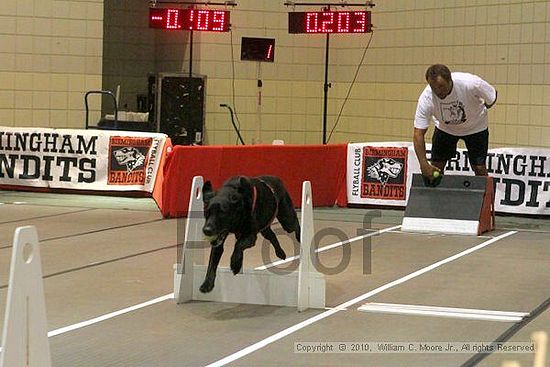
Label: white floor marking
xmin=47 ymin=293 xmax=174 ymax=337
xmin=387 ymin=229 xmax=494 ymax=239
xmin=0 ymin=293 xmax=175 ymax=354
xmin=357 ymin=302 xmax=528 ymax=322
xmin=255 ymin=225 xmax=402 ymax=271
xmin=204 ymin=230 xmax=517 ymax=367
xmin=500 ymin=226 xmax=550 ymax=234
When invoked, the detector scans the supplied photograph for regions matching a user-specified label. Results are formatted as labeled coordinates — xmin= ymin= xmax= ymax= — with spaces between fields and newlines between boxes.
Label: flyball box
xmin=402 ymin=174 xmax=495 ymax=235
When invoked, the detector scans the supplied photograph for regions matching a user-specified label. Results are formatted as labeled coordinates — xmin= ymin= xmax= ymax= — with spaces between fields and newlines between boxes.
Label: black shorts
xmin=431 ymin=128 xmax=489 ymax=166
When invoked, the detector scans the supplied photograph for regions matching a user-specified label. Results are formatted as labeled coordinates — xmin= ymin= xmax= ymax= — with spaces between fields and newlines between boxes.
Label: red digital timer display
xmin=288 ymin=11 xmax=372 ymax=34
xmin=149 ymin=8 xmax=230 ymax=32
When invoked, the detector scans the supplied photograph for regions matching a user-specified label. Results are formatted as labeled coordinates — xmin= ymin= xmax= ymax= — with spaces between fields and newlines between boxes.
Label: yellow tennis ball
xmin=433 ymin=171 xmax=440 ymax=178
xmin=204 ymin=235 xmax=217 ymax=242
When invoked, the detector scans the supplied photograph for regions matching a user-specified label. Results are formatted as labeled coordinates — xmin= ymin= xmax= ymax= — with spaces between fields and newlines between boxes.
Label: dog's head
xmin=202 ymin=177 xmax=253 ymax=246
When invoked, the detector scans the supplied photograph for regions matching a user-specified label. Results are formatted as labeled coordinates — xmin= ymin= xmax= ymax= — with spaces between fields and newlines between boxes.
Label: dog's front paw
xmin=199 ymin=280 xmax=215 ymax=293
xmin=275 ymin=248 xmax=286 ymax=260
xmin=230 ymin=253 xmax=243 ymax=275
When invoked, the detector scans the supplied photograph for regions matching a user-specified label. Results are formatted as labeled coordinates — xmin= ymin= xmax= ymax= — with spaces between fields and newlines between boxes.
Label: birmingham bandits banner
xmin=347 ymin=142 xmax=550 ymax=216
xmin=0 ymin=126 xmax=168 ymax=193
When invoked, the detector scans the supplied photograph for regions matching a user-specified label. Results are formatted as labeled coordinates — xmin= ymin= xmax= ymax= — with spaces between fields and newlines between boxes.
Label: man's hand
xmin=413 ymin=127 xmax=442 ymax=185
xmin=420 ymin=162 xmax=441 ymax=182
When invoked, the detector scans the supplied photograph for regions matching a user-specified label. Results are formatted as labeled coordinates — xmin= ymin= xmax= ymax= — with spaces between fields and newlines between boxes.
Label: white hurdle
xmin=297 ymin=181 xmax=316 ymax=312
xmin=1 ymin=226 xmax=52 ymax=367
xmin=174 ymin=177 xmax=325 ymax=311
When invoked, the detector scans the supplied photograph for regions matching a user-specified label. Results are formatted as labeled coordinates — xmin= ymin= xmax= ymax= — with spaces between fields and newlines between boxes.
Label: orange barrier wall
xmin=150 ymin=138 xmax=172 ymax=211
xmin=160 ymin=144 xmax=348 ymax=218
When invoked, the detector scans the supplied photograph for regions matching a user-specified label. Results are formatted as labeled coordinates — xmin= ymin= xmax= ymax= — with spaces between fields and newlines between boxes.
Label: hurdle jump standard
xmin=173 ymin=176 xmax=325 ymax=311
xmin=1 ymin=226 xmax=52 ymax=367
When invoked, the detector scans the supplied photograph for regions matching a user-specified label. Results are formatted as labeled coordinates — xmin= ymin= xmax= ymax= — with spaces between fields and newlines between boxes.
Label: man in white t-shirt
xmin=413 ymin=64 xmax=497 ymax=182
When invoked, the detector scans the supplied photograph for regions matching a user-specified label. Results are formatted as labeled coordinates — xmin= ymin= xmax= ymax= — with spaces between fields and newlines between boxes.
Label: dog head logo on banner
xmin=362 ymin=146 xmax=408 ymax=200
xmin=113 ymin=147 xmax=145 ymax=172
xmin=108 ymin=136 xmax=152 ymax=185
xmin=367 ymin=158 xmax=403 ymax=184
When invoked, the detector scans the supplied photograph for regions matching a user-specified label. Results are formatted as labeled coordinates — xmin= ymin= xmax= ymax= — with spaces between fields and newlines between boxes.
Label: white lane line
xmin=0 ymin=293 xmax=174 ymax=353
xmin=386 ymin=229 xmax=495 ymax=239
xmin=500 ymin=227 xmax=550 ymax=234
xmin=255 ymin=225 xmax=402 ymax=271
xmin=357 ymin=303 xmax=528 ymax=322
xmin=324 ymin=307 xmax=348 ymax=311
xmin=204 ymin=230 xmax=517 ymax=367
xmin=47 ymin=293 xmax=174 ymax=337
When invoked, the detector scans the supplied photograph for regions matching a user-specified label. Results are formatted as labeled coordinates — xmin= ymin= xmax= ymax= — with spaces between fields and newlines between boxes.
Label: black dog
xmin=200 ymin=175 xmax=301 ymax=293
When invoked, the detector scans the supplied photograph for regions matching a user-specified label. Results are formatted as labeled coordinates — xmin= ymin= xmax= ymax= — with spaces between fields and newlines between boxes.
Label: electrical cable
xmin=229 ymin=28 xmax=244 ymax=145
xmin=326 ymin=30 xmax=374 ymax=144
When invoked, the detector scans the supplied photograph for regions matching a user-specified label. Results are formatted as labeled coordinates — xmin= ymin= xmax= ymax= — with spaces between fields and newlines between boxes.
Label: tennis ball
xmin=433 ymin=170 xmax=440 ymax=178
xmin=204 ymin=235 xmax=217 ymax=242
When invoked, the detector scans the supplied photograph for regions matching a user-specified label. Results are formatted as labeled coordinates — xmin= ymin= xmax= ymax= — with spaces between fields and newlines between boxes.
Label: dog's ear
xmin=237 ymin=176 xmax=252 ymax=194
xmin=202 ymin=181 xmax=215 ymax=205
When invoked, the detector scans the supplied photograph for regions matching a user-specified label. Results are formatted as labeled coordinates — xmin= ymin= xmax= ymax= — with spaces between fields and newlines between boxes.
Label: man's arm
xmin=413 ymin=127 xmax=438 ymax=178
xmin=484 ymin=89 xmax=497 ymax=109
xmin=413 ymin=90 xmax=439 ymax=178
xmin=475 ymin=76 xmax=497 ymax=109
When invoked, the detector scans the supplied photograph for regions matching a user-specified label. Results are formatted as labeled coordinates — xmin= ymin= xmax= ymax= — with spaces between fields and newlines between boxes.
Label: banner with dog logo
xmin=347 ymin=142 xmax=550 ymax=216
xmin=0 ymin=126 xmax=168 ymax=193
xmin=361 ymin=146 xmax=408 ymax=201
xmin=348 ymin=142 xmax=417 ymax=207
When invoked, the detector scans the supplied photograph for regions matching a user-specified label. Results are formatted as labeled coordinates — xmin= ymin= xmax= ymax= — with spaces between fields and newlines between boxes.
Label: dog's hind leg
xmin=276 ymin=192 xmax=301 ymax=243
xmin=200 ymin=245 xmax=224 ymax=293
xmin=260 ymin=227 xmax=286 ymax=260
xmin=293 ymin=223 xmax=301 ymax=242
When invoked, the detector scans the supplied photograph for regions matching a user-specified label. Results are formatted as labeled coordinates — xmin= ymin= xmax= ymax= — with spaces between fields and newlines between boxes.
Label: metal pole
xmin=189 ymin=30 xmax=193 ymax=78
xmin=322 ymin=33 xmax=330 ymax=145
xmin=255 ymin=61 xmax=262 ymax=144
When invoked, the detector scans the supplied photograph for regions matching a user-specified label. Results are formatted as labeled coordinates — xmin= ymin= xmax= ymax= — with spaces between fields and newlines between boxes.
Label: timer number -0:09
xmin=149 ymin=8 xmax=230 ymax=32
